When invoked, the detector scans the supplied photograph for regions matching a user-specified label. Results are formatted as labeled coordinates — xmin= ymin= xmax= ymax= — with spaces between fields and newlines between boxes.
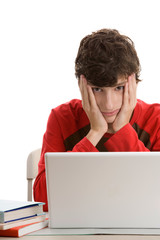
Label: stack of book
xmin=0 ymin=199 xmax=48 ymax=237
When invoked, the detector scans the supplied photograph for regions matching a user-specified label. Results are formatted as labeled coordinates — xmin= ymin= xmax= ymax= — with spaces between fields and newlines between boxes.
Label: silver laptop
xmin=45 ymin=152 xmax=160 ymax=230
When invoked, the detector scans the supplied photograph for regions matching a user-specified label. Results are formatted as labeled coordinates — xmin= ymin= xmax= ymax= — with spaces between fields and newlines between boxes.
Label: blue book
xmin=0 ymin=200 xmax=45 ymax=223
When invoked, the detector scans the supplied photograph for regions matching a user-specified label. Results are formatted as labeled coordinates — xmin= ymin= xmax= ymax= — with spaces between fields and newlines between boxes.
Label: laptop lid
xmin=45 ymin=152 xmax=160 ymax=229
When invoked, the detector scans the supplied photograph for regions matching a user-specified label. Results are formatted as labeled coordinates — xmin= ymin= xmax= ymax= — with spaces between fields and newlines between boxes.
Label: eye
xmin=115 ymin=86 xmax=125 ymax=91
xmin=92 ymin=87 xmax=102 ymax=93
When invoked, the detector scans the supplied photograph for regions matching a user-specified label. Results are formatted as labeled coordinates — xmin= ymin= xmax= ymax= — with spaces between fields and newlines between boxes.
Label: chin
xmin=105 ymin=116 xmax=116 ymax=124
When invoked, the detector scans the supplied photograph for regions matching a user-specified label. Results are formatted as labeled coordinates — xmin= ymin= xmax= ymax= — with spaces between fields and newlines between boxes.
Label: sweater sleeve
xmin=33 ymin=109 xmax=98 ymax=211
xmin=151 ymin=128 xmax=160 ymax=151
xmin=105 ymin=123 xmax=150 ymax=152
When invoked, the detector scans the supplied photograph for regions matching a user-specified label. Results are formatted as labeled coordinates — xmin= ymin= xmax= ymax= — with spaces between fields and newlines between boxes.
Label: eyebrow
xmin=89 ymin=81 xmax=127 ymax=88
xmin=113 ymin=81 xmax=127 ymax=87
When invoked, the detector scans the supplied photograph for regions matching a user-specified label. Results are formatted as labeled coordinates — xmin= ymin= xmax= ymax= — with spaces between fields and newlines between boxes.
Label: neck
xmin=107 ymin=124 xmax=115 ymax=134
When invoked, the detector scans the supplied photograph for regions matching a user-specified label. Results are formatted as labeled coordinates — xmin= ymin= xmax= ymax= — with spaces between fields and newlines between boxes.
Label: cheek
xmin=110 ymin=95 xmax=123 ymax=109
xmin=117 ymin=93 xmax=123 ymax=107
xmin=93 ymin=94 xmax=102 ymax=107
xmin=111 ymin=93 xmax=124 ymax=112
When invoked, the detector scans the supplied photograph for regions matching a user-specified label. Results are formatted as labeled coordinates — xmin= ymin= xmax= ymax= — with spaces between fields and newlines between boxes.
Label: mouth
xmin=101 ymin=109 xmax=119 ymax=117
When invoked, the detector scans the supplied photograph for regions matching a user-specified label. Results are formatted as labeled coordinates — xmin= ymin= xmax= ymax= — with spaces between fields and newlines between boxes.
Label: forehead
xmin=112 ymin=76 xmax=127 ymax=87
xmin=88 ymin=76 xmax=127 ymax=88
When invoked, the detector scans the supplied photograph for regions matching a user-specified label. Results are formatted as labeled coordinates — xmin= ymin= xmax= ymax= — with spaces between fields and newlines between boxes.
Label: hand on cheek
xmin=79 ymin=75 xmax=108 ymax=146
xmin=112 ymin=74 xmax=137 ymax=132
xmin=79 ymin=75 xmax=108 ymax=134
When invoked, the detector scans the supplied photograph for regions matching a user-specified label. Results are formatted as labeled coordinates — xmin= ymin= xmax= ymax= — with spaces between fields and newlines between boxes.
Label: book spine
xmin=0 ymin=212 xmax=4 ymax=223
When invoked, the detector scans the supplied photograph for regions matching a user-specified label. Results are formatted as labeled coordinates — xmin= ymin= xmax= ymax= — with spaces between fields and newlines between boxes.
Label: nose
xmin=103 ymin=91 xmax=114 ymax=110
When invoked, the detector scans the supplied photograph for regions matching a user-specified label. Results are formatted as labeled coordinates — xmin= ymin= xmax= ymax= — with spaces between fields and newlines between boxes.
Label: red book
xmin=0 ymin=219 xmax=48 ymax=237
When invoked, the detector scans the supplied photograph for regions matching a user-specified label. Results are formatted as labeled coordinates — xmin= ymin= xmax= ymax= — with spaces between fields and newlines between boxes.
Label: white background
xmin=0 ymin=0 xmax=160 ymax=201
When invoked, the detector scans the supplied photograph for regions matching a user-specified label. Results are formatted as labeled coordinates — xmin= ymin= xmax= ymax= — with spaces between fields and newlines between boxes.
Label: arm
xmin=34 ymin=75 xmax=107 ymax=209
xmin=33 ymin=107 xmax=99 ymax=211
xmin=105 ymin=123 xmax=150 ymax=151
xmin=104 ymin=74 xmax=157 ymax=152
xmin=79 ymin=75 xmax=108 ymax=146
xmin=112 ymin=74 xmax=137 ymax=132
xmin=103 ymin=74 xmax=151 ymax=151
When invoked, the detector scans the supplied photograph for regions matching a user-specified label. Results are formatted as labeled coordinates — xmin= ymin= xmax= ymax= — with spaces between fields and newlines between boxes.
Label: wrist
xmin=86 ymin=129 xmax=105 ymax=146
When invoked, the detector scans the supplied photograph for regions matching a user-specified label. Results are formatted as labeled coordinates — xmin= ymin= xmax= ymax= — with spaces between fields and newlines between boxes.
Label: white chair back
xmin=27 ymin=148 xmax=41 ymax=201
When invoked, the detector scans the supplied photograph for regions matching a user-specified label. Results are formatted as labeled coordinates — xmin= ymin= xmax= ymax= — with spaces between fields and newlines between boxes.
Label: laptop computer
xmin=45 ymin=152 xmax=160 ymax=233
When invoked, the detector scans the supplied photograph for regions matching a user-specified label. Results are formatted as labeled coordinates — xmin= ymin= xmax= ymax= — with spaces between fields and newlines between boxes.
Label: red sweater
xmin=33 ymin=99 xmax=160 ymax=211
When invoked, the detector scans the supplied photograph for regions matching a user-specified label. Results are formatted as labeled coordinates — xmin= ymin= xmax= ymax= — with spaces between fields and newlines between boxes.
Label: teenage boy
xmin=34 ymin=29 xmax=160 ymax=211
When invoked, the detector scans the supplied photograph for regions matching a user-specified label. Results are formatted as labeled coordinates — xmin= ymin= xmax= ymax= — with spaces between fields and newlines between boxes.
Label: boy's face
xmin=89 ymin=77 xmax=130 ymax=124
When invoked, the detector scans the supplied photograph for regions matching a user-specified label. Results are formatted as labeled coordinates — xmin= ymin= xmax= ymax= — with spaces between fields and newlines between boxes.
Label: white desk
xmin=1 ymin=235 xmax=160 ymax=240
xmin=1 ymin=227 xmax=160 ymax=240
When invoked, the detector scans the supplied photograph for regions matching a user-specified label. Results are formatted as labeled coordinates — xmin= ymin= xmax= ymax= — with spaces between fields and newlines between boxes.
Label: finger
xmin=128 ymin=74 xmax=137 ymax=106
xmin=130 ymin=74 xmax=137 ymax=90
xmin=79 ymin=75 xmax=90 ymax=109
xmin=79 ymin=75 xmax=85 ymax=92
xmin=79 ymin=75 xmax=85 ymax=94
xmin=87 ymin=85 xmax=97 ymax=108
xmin=123 ymin=81 xmax=129 ymax=108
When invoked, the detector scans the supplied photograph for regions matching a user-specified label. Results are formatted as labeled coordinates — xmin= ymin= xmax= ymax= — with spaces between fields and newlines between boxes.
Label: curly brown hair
xmin=75 ymin=29 xmax=141 ymax=87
